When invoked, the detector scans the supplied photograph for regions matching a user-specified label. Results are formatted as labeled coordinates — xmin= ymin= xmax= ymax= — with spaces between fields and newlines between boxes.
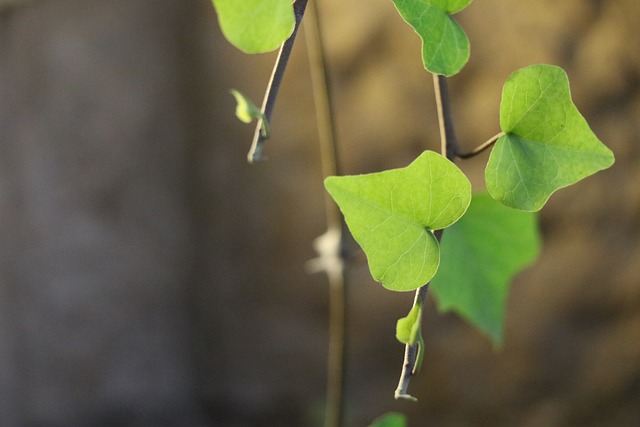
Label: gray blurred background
xmin=0 ymin=0 xmax=638 ymax=426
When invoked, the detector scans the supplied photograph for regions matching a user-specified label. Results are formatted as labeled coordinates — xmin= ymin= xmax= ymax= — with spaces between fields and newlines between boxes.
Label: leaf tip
xmin=323 ymin=175 xmax=340 ymax=193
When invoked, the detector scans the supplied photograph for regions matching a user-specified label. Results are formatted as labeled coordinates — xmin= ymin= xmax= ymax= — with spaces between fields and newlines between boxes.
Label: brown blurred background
xmin=0 ymin=0 xmax=638 ymax=426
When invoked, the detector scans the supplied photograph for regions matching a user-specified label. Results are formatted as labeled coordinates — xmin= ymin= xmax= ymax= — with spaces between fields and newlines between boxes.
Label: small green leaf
xmin=369 ymin=412 xmax=408 ymax=427
xmin=230 ymin=89 xmax=261 ymax=123
xmin=396 ymin=304 xmax=422 ymax=345
xmin=486 ymin=64 xmax=615 ymax=211
xmin=325 ymin=151 xmax=471 ymax=292
xmin=391 ymin=0 xmax=472 ymax=76
xmin=431 ymin=193 xmax=541 ymax=346
xmin=212 ymin=0 xmax=295 ymax=54
xmin=230 ymin=90 xmax=270 ymax=138
xmin=396 ymin=303 xmax=425 ymax=374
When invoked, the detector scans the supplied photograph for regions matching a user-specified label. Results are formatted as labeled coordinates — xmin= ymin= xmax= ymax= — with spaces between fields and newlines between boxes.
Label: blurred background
xmin=0 ymin=0 xmax=638 ymax=426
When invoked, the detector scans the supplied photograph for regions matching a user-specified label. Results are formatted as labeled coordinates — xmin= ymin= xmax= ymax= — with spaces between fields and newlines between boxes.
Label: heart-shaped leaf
xmin=391 ymin=0 xmax=473 ymax=76
xmin=486 ymin=64 xmax=615 ymax=211
xmin=325 ymin=151 xmax=471 ymax=291
xmin=212 ymin=0 xmax=295 ymax=54
xmin=431 ymin=193 xmax=541 ymax=345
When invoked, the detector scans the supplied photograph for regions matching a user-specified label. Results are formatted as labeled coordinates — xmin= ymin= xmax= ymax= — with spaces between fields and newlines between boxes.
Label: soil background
xmin=0 ymin=0 xmax=638 ymax=426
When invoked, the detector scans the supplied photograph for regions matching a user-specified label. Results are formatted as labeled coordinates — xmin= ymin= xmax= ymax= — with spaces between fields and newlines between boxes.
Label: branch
xmin=395 ymin=74 xmax=460 ymax=401
xmin=433 ymin=74 xmax=461 ymax=160
xmin=394 ymin=283 xmax=428 ymax=401
xmin=304 ymin=0 xmax=341 ymax=230
xmin=394 ymin=227 xmax=441 ymax=401
xmin=247 ymin=0 xmax=309 ymax=163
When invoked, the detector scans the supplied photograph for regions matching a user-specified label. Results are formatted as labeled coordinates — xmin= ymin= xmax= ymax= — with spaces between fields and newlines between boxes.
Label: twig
xmin=303 ymin=2 xmax=347 ymax=427
xmin=433 ymin=74 xmax=460 ymax=160
xmin=247 ymin=0 xmax=309 ymax=163
xmin=394 ymin=283 xmax=428 ymax=401
xmin=394 ymin=74 xmax=462 ymax=401
xmin=304 ymin=0 xmax=341 ymax=230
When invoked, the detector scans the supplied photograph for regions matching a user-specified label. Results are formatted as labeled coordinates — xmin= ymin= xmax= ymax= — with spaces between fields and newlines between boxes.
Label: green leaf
xmin=486 ymin=64 xmax=615 ymax=211
xmin=390 ymin=0 xmax=473 ymax=76
xmin=396 ymin=303 xmax=425 ymax=374
xmin=325 ymin=151 xmax=471 ymax=292
xmin=230 ymin=89 xmax=261 ymax=123
xmin=369 ymin=412 xmax=408 ymax=427
xmin=230 ymin=89 xmax=270 ymax=137
xmin=431 ymin=193 xmax=541 ymax=346
xmin=212 ymin=0 xmax=295 ymax=54
xmin=396 ymin=303 xmax=422 ymax=345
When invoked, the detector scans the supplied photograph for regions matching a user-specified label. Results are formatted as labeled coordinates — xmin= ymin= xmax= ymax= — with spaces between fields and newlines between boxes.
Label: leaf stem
xmin=304 ymin=2 xmax=347 ymax=427
xmin=458 ymin=131 xmax=505 ymax=159
xmin=247 ymin=0 xmax=309 ymax=163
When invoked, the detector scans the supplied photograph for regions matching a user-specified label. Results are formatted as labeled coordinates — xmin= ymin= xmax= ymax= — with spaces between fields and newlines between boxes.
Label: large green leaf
xmin=391 ymin=0 xmax=473 ymax=76
xmin=212 ymin=0 xmax=295 ymax=54
xmin=486 ymin=64 xmax=615 ymax=211
xmin=431 ymin=193 xmax=541 ymax=345
xmin=325 ymin=151 xmax=471 ymax=292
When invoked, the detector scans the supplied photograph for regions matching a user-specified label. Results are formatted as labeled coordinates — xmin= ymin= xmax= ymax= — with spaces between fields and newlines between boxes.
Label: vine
xmin=211 ymin=0 xmax=615 ymax=425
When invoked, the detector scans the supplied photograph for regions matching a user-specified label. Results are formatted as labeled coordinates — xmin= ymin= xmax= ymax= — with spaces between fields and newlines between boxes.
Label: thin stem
xmin=396 ymin=76 xmax=500 ymax=399
xmin=396 ymin=76 xmax=460 ymax=398
xmin=458 ymin=131 xmax=505 ymax=159
xmin=394 ymin=283 xmax=428 ymax=401
xmin=325 ymin=260 xmax=346 ymax=427
xmin=304 ymin=2 xmax=347 ymax=427
xmin=305 ymin=0 xmax=341 ymax=230
xmin=394 ymin=228 xmax=441 ymax=400
xmin=247 ymin=0 xmax=309 ymax=163
xmin=395 ymin=75 xmax=459 ymax=400
xmin=433 ymin=74 xmax=460 ymax=160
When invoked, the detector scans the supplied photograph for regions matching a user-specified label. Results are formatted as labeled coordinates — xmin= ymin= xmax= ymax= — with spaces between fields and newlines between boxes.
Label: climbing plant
xmin=211 ymin=0 xmax=615 ymax=425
